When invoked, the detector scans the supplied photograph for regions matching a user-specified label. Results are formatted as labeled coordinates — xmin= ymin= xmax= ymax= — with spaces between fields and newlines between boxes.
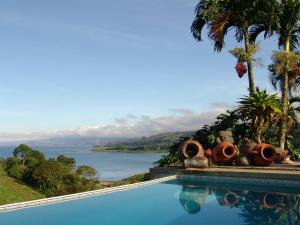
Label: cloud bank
xmin=0 ymin=103 xmax=230 ymax=143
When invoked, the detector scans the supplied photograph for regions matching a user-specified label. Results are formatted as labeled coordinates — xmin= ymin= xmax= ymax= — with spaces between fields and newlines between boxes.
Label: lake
xmin=0 ymin=146 xmax=163 ymax=181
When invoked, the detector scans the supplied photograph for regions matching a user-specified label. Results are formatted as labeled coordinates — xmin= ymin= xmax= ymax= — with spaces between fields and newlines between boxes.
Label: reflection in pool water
xmin=178 ymin=182 xmax=300 ymax=225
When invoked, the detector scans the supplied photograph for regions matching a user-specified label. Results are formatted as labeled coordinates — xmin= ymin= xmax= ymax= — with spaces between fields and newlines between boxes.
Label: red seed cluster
xmin=292 ymin=64 xmax=300 ymax=76
xmin=235 ymin=63 xmax=247 ymax=78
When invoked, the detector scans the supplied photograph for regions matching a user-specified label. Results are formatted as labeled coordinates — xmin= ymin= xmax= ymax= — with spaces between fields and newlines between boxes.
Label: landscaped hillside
xmin=93 ymin=131 xmax=195 ymax=151
xmin=0 ymin=176 xmax=45 ymax=205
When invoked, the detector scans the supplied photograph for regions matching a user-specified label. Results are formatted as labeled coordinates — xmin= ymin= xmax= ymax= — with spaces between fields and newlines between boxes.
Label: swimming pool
xmin=0 ymin=176 xmax=299 ymax=225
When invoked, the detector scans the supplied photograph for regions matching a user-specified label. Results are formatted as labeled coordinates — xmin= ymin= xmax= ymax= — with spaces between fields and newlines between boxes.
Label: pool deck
xmin=150 ymin=164 xmax=300 ymax=181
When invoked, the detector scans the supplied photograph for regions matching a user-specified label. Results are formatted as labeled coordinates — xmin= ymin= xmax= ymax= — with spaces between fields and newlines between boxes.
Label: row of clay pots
xmin=177 ymin=138 xmax=284 ymax=167
xmin=179 ymin=185 xmax=286 ymax=214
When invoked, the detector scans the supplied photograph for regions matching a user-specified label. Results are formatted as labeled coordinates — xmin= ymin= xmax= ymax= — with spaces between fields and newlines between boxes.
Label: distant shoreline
xmin=91 ymin=148 xmax=168 ymax=154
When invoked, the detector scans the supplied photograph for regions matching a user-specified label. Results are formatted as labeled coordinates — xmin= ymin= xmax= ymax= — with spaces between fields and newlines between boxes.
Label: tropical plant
xmin=238 ymin=88 xmax=282 ymax=144
xmin=250 ymin=0 xmax=300 ymax=149
xmin=191 ymin=0 xmax=273 ymax=94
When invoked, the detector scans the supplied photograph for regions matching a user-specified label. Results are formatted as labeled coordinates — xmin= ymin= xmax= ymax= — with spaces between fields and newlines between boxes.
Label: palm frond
xmin=191 ymin=16 xmax=206 ymax=41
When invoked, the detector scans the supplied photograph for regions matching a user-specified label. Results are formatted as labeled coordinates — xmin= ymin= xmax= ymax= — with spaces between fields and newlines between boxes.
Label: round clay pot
xmin=223 ymin=191 xmax=240 ymax=206
xmin=213 ymin=141 xmax=238 ymax=164
xmin=251 ymin=144 xmax=276 ymax=166
xmin=275 ymin=148 xmax=288 ymax=163
xmin=261 ymin=193 xmax=280 ymax=209
xmin=178 ymin=139 xmax=204 ymax=161
xmin=184 ymin=157 xmax=208 ymax=169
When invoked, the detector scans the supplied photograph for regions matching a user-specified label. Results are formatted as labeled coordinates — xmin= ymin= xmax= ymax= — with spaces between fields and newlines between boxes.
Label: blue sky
xmin=0 ymin=0 xmax=280 ymax=140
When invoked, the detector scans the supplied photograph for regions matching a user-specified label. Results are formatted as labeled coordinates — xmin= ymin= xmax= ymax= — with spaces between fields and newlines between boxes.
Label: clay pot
xmin=251 ymin=144 xmax=276 ymax=166
xmin=177 ymin=139 xmax=204 ymax=161
xmin=260 ymin=193 xmax=281 ymax=209
xmin=215 ymin=190 xmax=240 ymax=207
xmin=184 ymin=157 xmax=208 ymax=169
xmin=275 ymin=148 xmax=288 ymax=163
xmin=213 ymin=141 xmax=238 ymax=164
xmin=223 ymin=191 xmax=240 ymax=206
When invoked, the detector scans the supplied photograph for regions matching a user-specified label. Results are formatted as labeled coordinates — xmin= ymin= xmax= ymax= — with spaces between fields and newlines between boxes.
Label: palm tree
xmin=191 ymin=0 xmax=274 ymax=95
xmin=238 ymin=88 xmax=281 ymax=144
xmin=250 ymin=0 xmax=300 ymax=149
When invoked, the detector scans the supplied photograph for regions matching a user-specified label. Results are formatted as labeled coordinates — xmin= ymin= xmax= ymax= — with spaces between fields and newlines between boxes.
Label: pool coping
xmin=0 ymin=175 xmax=176 ymax=213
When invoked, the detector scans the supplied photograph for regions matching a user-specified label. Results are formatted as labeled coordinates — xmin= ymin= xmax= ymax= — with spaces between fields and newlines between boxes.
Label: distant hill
xmin=0 ymin=176 xmax=45 ymax=205
xmin=93 ymin=131 xmax=195 ymax=151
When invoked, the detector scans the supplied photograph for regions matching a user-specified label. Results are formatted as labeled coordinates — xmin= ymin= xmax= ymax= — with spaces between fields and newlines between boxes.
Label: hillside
xmin=93 ymin=131 xmax=195 ymax=151
xmin=0 ymin=176 xmax=45 ymax=205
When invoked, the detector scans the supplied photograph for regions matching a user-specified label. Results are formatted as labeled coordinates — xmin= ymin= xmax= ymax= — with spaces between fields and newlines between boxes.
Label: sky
xmin=0 ymin=0 xmax=282 ymax=142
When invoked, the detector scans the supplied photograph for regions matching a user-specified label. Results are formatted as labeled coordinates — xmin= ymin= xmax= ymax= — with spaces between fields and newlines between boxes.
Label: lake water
xmin=0 ymin=146 xmax=163 ymax=181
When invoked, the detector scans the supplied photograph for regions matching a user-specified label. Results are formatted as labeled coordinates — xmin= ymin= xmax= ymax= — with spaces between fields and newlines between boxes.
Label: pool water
xmin=0 ymin=178 xmax=299 ymax=225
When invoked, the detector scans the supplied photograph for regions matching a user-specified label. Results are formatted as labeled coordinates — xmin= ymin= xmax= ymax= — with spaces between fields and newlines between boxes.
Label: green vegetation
xmin=101 ymin=173 xmax=150 ymax=188
xmin=181 ymin=0 xmax=300 ymax=162
xmin=190 ymin=0 xmax=300 ymax=151
xmin=93 ymin=131 xmax=195 ymax=152
xmin=0 ymin=176 xmax=45 ymax=205
xmin=1 ymin=144 xmax=99 ymax=198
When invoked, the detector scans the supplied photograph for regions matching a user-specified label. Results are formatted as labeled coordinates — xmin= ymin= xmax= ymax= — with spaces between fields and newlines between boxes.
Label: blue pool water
xmin=0 ymin=178 xmax=299 ymax=225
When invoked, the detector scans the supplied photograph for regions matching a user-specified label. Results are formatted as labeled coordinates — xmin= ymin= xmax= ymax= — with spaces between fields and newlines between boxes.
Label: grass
xmin=0 ymin=176 xmax=45 ymax=205
xmin=0 ymin=173 xmax=149 ymax=206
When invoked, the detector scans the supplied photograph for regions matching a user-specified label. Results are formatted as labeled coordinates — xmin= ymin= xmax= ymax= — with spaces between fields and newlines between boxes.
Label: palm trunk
xmin=243 ymin=30 xmax=255 ymax=95
xmin=279 ymin=40 xmax=290 ymax=149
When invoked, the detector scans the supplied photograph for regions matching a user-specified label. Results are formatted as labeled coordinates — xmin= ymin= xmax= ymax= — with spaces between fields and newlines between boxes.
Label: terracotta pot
xmin=261 ymin=193 xmax=281 ymax=209
xmin=223 ymin=191 xmax=240 ymax=206
xmin=184 ymin=157 xmax=208 ymax=169
xmin=177 ymin=139 xmax=204 ymax=161
xmin=213 ymin=141 xmax=238 ymax=164
xmin=215 ymin=190 xmax=240 ymax=207
xmin=275 ymin=148 xmax=288 ymax=163
xmin=251 ymin=144 xmax=276 ymax=166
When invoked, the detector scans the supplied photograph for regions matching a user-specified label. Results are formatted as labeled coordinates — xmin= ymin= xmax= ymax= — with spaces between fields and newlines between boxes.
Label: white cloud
xmin=0 ymin=102 xmax=228 ymax=143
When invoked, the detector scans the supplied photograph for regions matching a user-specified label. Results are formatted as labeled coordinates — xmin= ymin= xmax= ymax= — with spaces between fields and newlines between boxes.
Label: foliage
xmin=191 ymin=0 xmax=271 ymax=51
xmin=238 ymin=88 xmax=282 ymax=143
xmin=0 ymin=159 xmax=7 ymax=176
xmin=271 ymin=51 xmax=300 ymax=75
xmin=229 ymin=44 xmax=262 ymax=64
xmin=194 ymin=110 xmax=250 ymax=148
xmin=2 ymin=145 xmax=99 ymax=197
xmin=57 ymin=155 xmax=76 ymax=169
xmin=154 ymin=154 xmax=181 ymax=167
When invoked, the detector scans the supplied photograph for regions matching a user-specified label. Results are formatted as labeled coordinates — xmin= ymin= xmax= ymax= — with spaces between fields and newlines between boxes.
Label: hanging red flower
xmin=235 ymin=63 xmax=247 ymax=78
